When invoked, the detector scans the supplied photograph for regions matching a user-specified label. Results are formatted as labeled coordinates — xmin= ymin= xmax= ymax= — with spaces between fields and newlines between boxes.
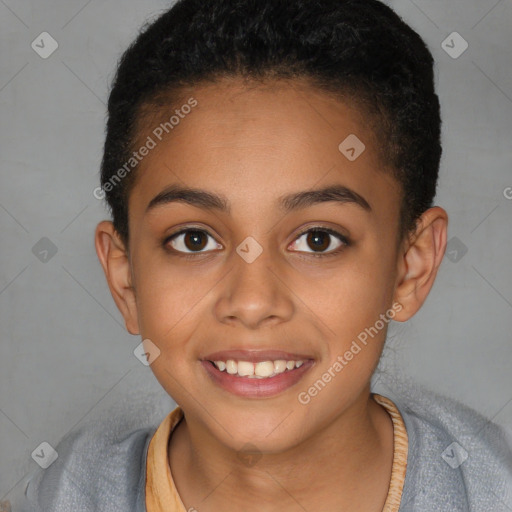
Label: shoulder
xmin=382 ymin=382 xmax=512 ymax=511
xmin=21 ymin=420 xmax=155 ymax=512
xmin=18 ymin=372 xmax=175 ymax=512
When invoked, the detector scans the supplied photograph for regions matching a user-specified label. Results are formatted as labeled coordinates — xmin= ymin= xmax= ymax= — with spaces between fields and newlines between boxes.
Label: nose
xmin=213 ymin=243 xmax=294 ymax=330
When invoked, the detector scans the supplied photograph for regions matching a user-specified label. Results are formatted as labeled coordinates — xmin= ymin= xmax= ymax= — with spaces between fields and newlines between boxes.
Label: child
xmin=23 ymin=0 xmax=512 ymax=510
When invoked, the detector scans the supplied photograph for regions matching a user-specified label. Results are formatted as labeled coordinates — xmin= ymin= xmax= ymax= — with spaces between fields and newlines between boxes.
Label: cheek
xmin=293 ymin=251 xmax=395 ymax=340
xmin=132 ymin=258 xmax=209 ymax=401
xmin=131 ymin=250 xmax=205 ymax=347
xmin=292 ymin=250 xmax=397 ymax=402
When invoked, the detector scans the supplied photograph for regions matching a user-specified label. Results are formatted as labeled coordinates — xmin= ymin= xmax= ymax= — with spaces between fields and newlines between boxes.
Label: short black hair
xmin=100 ymin=0 xmax=441 ymax=244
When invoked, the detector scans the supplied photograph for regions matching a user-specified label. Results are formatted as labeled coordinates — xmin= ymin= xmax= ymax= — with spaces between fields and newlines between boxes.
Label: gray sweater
xmin=21 ymin=383 xmax=512 ymax=511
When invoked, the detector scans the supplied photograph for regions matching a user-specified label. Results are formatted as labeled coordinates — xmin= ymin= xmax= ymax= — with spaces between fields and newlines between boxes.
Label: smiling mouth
xmin=208 ymin=358 xmax=305 ymax=378
xmin=200 ymin=350 xmax=315 ymax=398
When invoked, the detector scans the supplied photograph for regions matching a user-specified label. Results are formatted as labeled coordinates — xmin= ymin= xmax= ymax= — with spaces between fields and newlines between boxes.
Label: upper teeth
xmin=213 ymin=359 xmax=304 ymax=378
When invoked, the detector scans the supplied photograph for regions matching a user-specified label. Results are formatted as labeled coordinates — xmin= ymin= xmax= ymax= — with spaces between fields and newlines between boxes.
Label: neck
xmin=169 ymin=388 xmax=394 ymax=512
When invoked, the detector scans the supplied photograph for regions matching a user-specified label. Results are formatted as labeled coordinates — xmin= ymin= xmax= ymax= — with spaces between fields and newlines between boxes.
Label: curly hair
xmin=100 ymin=0 xmax=441 ymax=244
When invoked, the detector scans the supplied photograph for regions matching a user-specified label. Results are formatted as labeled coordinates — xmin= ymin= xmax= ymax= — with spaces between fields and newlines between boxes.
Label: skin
xmin=95 ymin=77 xmax=448 ymax=511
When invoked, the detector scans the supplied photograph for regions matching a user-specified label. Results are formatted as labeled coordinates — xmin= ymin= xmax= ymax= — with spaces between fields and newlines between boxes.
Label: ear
xmin=392 ymin=207 xmax=448 ymax=321
xmin=94 ymin=221 xmax=140 ymax=334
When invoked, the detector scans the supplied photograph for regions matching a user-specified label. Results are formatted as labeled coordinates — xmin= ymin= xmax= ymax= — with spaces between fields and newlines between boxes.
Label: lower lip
xmin=201 ymin=360 xmax=314 ymax=398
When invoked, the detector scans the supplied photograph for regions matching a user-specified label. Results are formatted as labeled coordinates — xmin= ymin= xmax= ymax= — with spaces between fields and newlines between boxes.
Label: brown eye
xmin=306 ymin=230 xmax=330 ymax=252
xmin=184 ymin=230 xmax=207 ymax=251
xmin=167 ymin=229 xmax=221 ymax=254
xmin=290 ymin=228 xmax=348 ymax=255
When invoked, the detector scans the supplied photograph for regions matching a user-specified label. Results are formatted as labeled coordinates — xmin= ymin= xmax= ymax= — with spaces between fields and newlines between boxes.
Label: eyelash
xmin=163 ymin=225 xmax=350 ymax=260
xmin=293 ymin=226 xmax=350 ymax=258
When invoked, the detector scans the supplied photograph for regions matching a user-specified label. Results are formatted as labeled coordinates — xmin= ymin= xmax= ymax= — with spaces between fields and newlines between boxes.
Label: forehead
xmin=129 ymin=77 xmax=399 ymax=223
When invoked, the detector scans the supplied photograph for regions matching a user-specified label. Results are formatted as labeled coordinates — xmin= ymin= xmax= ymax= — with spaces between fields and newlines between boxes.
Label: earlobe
xmin=94 ymin=221 xmax=140 ymax=334
xmin=392 ymin=207 xmax=448 ymax=322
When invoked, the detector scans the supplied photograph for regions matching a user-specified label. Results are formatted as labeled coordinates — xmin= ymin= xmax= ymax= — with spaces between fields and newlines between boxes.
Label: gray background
xmin=1 ymin=0 xmax=511 ymax=508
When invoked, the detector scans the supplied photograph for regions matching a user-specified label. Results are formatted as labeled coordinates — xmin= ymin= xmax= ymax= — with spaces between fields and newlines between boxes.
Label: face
xmin=116 ymin=78 xmax=406 ymax=453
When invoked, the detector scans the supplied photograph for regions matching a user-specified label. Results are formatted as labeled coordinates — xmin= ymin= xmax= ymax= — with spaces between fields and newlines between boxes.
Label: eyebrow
xmin=145 ymin=183 xmax=371 ymax=214
xmin=280 ymin=184 xmax=371 ymax=212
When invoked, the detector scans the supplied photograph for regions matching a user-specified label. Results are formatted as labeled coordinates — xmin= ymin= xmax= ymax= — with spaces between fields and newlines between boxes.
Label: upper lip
xmin=202 ymin=349 xmax=314 ymax=362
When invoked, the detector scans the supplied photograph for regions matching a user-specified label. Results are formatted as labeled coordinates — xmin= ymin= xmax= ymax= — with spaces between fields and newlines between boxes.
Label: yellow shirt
xmin=145 ymin=393 xmax=408 ymax=511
